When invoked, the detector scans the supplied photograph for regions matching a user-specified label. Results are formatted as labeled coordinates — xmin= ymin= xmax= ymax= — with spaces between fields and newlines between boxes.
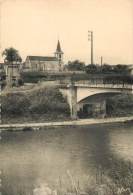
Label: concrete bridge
xmin=59 ymin=80 xmax=133 ymax=119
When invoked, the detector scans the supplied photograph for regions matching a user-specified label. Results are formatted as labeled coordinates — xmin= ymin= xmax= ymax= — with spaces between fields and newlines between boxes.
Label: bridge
xmin=59 ymin=80 xmax=133 ymax=119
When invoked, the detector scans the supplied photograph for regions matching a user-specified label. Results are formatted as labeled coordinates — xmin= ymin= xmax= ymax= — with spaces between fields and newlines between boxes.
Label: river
xmin=0 ymin=122 xmax=133 ymax=195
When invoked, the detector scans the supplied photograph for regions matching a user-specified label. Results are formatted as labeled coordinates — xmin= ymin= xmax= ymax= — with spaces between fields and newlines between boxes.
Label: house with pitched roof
xmin=25 ymin=40 xmax=64 ymax=72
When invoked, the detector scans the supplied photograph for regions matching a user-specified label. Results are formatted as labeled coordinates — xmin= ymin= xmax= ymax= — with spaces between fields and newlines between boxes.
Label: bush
xmin=2 ymin=87 xmax=70 ymax=122
xmin=28 ymin=87 xmax=70 ymax=115
xmin=21 ymin=71 xmax=47 ymax=83
xmin=106 ymin=94 xmax=133 ymax=116
xmin=2 ymin=92 xmax=30 ymax=116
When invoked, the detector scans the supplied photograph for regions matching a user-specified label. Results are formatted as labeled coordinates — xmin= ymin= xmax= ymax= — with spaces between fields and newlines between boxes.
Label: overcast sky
xmin=0 ymin=0 xmax=133 ymax=64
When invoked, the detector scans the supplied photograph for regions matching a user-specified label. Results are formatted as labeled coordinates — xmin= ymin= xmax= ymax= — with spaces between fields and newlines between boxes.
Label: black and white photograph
xmin=0 ymin=0 xmax=133 ymax=194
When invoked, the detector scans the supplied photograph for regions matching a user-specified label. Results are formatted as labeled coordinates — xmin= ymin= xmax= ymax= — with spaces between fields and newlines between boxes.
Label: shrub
xmin=106 ymin=94 xmax=133 ymax=116
xmin=28 ymin=87 xmax=70 ymax=115
xmin=2 ymin=87 xmax=70 ymax=121
xmin=2 ymin=92 xmax=30 ymax=116
xmin=21 ymin=71 xmax=47 ymax=83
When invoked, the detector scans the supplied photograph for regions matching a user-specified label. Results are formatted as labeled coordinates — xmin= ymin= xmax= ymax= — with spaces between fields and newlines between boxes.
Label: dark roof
xmin=55 ymin=40 xmax=63 ymax=53
xmin=27 ymin=56 xmax=58 ymax=61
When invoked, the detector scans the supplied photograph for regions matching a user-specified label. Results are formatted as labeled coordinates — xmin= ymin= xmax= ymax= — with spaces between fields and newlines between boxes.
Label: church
xmin=25 ymin=40 xmax=64 ymax=72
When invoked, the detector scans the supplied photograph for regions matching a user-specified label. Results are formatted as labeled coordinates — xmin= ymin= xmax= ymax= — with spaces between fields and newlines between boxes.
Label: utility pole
xmin=101 ymin=56 xmax=103 ymax=66
xmin=88 ymin=31 xmax=94 ymax=65
xmin=0 ymin=1 xmax=2 ymax=62
xmin=0 ymin=0 xmax=3 ymax=62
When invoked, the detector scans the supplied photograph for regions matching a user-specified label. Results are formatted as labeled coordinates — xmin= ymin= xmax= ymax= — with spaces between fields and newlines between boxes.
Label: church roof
xmin=55 ymin=40 xmax=63 ymax=53
xmin=27 ymin=56 xmax=58 ymax=61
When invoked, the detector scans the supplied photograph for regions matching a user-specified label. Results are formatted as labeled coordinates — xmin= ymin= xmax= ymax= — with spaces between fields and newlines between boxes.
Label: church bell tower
xmin=55 ymin=40 xmax=64 ymax=71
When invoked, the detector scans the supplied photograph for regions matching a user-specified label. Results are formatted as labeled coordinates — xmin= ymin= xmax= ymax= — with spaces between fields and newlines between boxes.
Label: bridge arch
xmin=76 ymin=87 xmax=128 ymax=103
xmin=77 ymin=92 xmax=123 ymax=118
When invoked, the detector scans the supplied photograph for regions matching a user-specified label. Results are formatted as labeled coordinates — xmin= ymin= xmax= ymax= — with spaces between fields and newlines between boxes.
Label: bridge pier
xmin=69 ymin=85 xmax=77 ymax=120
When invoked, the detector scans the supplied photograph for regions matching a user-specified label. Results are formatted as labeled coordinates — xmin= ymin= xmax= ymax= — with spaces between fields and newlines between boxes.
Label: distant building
xmin=127 ymin=65 xmax=133 ymax=75
xmin=25 ymin=40 xmax=64 ymax=72
xmin=5 ymin=64 xmax=21 ymax=86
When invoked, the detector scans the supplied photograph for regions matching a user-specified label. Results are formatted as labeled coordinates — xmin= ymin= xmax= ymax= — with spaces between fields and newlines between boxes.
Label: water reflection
xmin=0 ymin=123 xmax=133 ymax=195
xmin=109 ymin=124 xmax=133 ymax=162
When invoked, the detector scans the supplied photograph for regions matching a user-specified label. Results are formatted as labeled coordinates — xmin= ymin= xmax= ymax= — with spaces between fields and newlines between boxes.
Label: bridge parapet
xmin=74 ymin=82 xmax=133 ymax=90
xmin=57 ymin=80 xmax=133 ymax=90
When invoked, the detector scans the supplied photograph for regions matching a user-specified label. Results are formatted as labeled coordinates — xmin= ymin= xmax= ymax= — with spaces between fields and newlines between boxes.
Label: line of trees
xmin=85 ymin=64 xmax=130 ymax=74
xmin=65 ymin=60 xmax=130 ymax=74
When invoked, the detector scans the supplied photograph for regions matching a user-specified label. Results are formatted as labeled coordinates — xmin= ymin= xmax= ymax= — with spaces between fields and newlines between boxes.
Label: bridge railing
xmin=74 ymin=80 xmax=133 ymax=89
xmin=56 ymin=79 xmax=133 ymax=89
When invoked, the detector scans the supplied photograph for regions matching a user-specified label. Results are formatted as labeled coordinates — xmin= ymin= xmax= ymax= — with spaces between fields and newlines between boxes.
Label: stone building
xmin=25 ymin=40 xmax=64 ymax=72
xmin=5 ymin=64 xmax=21 ymax=86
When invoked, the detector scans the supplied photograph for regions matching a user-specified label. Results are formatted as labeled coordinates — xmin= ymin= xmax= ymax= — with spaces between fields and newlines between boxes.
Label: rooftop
xmin=55 ymin=40 xmax=64 ymax=54
xmin=27 ymin=56 xmax=58 ymax=61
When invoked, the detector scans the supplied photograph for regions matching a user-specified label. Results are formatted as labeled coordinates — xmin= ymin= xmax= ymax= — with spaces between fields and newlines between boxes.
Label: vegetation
xmin=21 ymin=71 xmax=47 ymax=83
xmin=85 ymin=64 xmax=130 ymax=75
xmin=52 ymin=158 xmax=133 ymax=195
xmin=29 ymin=158 xmax=133 ymax=195
xmin=0 ymin=71 xmax=6 ymax=89
xmin=66 ymin=60 xmax=85 ymax=71
xmin=2 ymin=86 xmax=70 ymax=123
xmin=2 ymin=47 xmax=22 ymax=64
xmin=106 ymin=94 xmax=133 ymax=117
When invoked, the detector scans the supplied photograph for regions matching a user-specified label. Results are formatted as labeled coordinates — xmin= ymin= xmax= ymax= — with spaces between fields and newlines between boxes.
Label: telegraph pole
xmin=101 ymin=56 xmax=103 ymax=66
xmin=88 ymin=31 xmax=94 ymax=65
xmin=0 ymin=0 xmax=3 ymax=62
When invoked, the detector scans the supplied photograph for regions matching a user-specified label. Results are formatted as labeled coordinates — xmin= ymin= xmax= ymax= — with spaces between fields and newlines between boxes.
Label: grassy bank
xmin=106 ymin=94 xmax=133 ymax=117
xmin=2 ymin=86 xmax=70 ymax=124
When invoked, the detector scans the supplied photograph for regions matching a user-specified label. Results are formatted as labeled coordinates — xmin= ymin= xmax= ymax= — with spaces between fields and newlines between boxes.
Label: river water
xmin=0 ymin=122 xmax=133 ymax=195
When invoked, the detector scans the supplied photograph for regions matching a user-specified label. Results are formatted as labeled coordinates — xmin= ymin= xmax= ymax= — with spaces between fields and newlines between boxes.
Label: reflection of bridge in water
xmin=58 ymin=80 xmax=133 ymax=119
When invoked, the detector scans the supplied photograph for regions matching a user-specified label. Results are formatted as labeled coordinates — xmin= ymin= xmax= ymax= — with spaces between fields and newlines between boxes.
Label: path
xmin=0 ymin=116 xmax=133 ymax=131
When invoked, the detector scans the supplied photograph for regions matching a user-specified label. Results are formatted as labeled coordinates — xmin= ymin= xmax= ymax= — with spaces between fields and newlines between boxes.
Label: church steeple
xmin=55 ymin=40 xmax=64 ymax=71
xmin=56 ymin=40 xmax=63 ymax=53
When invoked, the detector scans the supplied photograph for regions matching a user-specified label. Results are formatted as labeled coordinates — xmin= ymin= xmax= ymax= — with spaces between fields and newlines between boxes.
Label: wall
xmin=25 ymin=59 xmax=60 ymax=72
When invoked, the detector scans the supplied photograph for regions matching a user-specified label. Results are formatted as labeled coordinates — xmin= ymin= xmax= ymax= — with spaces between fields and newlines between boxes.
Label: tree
xmin=85 ymin=64 xmax=99 ymax=74
xmin=113 ymin=64 xmax=128 ymax=74
xmin=101 ymin=64 xmax=113 ymax=73
xmin=66 ymin=60 xmax=85 ymax=71
xmin=2 ymin=47 xmax=22 ymax=64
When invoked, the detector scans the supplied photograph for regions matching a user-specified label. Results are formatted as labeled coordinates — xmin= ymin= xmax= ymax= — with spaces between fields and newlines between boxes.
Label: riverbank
xmin=0 ymin=116 xmax=133 ymax=131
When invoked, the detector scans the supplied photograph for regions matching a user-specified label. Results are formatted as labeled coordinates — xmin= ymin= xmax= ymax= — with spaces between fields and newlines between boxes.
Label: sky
xmin=0 ymin=0 xmax=133 ymax=64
